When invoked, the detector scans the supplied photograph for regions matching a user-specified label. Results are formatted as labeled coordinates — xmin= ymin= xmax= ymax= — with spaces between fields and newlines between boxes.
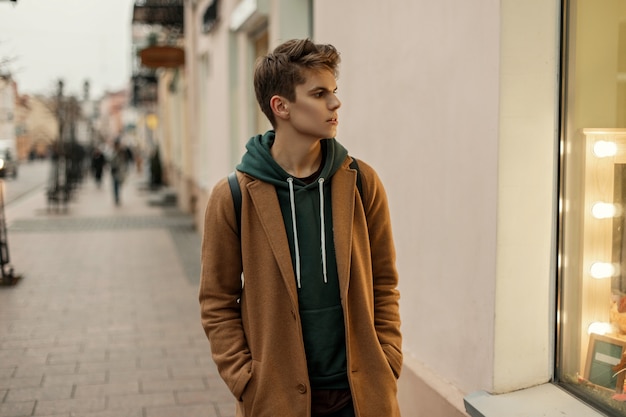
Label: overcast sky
xmin=0 ymin=0 xmax=135 ymax=99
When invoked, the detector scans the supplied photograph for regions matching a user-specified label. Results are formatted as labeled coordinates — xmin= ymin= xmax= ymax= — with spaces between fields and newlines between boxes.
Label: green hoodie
xmin=237 ymin=130 xmax=350 ymax=390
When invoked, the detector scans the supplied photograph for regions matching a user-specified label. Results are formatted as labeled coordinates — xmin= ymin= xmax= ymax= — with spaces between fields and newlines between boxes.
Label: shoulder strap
xmin=350 ymin=157 xmax=363 ymax=201
xmin=227 ymin=171 xmax=242 ymax=235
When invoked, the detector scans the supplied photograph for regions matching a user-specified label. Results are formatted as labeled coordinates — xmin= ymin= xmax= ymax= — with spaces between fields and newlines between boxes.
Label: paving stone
xmin=141 ymin=378 xmax=205 ymax=393
xmin=34 ymin=398 xmax=106 ymax=416
xmin=106 ymin=392 xmax=175 ymax=409
xmin=1 ymin=337 xmax=57 ymax=349
xmin=77 ymin=361 xmax=137 ymax=374
xmin=163 ymin=346 xmax=207 ymax=358
xmin=145 ymin=403 xmax=218 ymax=417
xmin=0 ymin=401 xmax=35 ymax=417
xmin=107 ymin=369 xmax=170 ymax=384
xmin=71 ymin=409 xmax=142 ymax=417
xmin=48 ymin=351 xmax=106 ymax=365
xmin=178 ymin=386 xmax=233 ymax=404
xmin=215 ymin=401 xmax=237 ymax=417
xmin=174 ymin=390 xmax=214 ymax=405
xmin=205 ymin=375 xmax=230 ymax=391
xmin=13 ymin=364 xmax=76 ymax=378
xmin=139 ymin=356 xmax=196 ymax=370
xmin=107 ymin=347 xmax=164 ymax=361
xmin=0 ymin=350 xmax=47 ymax=367
xmin=26 ymin=344 xmax=83 ymax=358
xmin=170 ymin=366 xmax=211 ymax=379
xmin=73 ymin=382 xmax=139 ymax=398
xmin=4 ymin=385 xmax=72 ymax=402
xmin=43 ymin=372 xmax=106 ymax=387
xmin=0 ymin=377 xmax=42 ymax=390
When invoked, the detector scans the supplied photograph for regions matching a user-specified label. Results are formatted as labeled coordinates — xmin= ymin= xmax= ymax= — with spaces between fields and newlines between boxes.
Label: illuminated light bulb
xmin=593 ymin=141 xmax=618 ymax=157
xmin=590 ymin=262 xmax=616 ymax=279
xmin=592 ymin=202 xmax=618 ymax=219
xmin=588 ymin=321 xmax=613 ymax=335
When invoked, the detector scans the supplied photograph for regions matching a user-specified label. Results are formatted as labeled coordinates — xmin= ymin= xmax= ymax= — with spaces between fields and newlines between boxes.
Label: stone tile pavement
xmin=0 ymin=165 xmax=234 ymax=417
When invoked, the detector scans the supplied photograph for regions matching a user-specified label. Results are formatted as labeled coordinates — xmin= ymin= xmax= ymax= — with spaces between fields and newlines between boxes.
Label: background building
xmin=0 ymin=75 xmax=18 ymax=160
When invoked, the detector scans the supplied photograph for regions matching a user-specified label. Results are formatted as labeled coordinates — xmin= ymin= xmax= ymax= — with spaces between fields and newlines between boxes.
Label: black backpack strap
xmin=349 ymin=157 xmax=363 ymax=201
xmin=227 ymin=171 xmax=242 ymax=236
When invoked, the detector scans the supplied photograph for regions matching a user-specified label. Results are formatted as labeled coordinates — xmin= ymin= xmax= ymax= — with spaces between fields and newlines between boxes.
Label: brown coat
xmin=199 ymin=157 xmax=402 ymax=417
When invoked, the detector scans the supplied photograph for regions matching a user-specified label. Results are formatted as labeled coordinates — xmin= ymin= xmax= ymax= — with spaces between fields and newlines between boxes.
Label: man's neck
xmin=271 ymin=131 xmax=323 ymax=178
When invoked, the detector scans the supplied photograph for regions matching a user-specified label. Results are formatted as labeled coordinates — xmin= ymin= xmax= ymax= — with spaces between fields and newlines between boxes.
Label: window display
xmin=559 ymin=1 xmax=626 ymax=415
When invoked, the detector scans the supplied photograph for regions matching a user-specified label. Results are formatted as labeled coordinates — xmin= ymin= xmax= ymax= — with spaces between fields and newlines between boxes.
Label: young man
xmin=199 ymin=38 xmax=402 ymax=417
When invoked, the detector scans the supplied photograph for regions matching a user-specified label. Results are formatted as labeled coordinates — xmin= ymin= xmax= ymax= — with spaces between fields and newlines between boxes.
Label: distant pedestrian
xmin=109 ymin=140 xmax=129 ymax=205
xmin=125 ymin=145 xmax=135 ymax=170
xmin=91 ymin=147 xmax=105 ymax=188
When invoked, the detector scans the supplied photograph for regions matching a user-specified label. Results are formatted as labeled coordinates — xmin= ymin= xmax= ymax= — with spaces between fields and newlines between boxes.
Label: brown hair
xmin=253 ymin=38 xmax=341 ymax=127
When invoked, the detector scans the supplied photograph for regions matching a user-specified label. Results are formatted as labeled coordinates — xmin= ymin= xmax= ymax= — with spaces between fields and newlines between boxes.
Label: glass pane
xmin=559 ymin=1 xmax=626 ymax=414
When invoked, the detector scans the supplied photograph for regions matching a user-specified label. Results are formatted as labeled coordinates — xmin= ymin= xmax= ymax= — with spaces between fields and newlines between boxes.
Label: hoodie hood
xmin=236 ymin=130 xmax=348 ymax=188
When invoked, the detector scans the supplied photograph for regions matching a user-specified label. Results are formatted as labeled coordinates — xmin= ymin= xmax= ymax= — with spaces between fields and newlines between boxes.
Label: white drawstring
xmin=287 ymin=177 xmax=328 ymax=288
xmin=318 ymin=178 xmax=327 ymax=284
xmin=287 ymin=178 xmax=302 ymax=288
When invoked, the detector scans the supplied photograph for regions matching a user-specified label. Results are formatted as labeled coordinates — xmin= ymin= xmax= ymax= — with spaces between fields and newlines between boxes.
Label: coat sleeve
xmin=359 ymin=161 xmax=403 ymax=379
xmin=199 ymin=177 xmax=252 ymax=399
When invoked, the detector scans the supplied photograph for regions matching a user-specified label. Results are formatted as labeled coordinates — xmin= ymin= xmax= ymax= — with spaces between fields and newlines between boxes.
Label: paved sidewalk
xmin=0 ymin=167 xmax=234 ymax=417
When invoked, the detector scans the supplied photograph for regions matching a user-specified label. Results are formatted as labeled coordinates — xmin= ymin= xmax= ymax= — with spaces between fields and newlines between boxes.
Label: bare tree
xmin=0 ymin=41 xmax=16 ymax=75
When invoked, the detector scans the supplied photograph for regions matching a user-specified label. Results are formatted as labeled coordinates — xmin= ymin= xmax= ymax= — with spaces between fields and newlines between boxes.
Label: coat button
xmin=297 ymin=383 xmax=307 ymax=394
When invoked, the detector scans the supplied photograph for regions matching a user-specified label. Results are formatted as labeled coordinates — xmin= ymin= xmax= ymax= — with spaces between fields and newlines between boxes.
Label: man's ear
xmin=270 ymin=95 xmax=290 ymax=121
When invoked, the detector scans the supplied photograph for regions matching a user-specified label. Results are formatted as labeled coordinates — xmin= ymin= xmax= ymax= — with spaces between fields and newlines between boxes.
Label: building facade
xmin=0 ymin=76 xmax=18 ymax=160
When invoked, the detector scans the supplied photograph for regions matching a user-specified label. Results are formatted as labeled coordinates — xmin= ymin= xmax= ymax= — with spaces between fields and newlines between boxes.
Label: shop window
xmin=559 ymin=1 xmax=626 ymax=415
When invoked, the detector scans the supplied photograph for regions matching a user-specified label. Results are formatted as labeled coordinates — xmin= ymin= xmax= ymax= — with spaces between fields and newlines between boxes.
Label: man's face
xmin=286 ymin=69 xmax=341 ymax=140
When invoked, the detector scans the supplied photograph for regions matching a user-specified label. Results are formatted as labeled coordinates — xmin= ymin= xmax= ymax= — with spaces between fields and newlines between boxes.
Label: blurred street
xmin=2 ymin=161 xmax=49 ymax=207
xmin=0 ymin=161 xmax=233 ymax=417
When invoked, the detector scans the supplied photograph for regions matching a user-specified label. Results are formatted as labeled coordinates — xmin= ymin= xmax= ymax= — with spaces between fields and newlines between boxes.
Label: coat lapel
xmin=331 ymin=161 xmax=358 ymax=297
xmin=246 ymin=179 xmax=299 ymax=305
